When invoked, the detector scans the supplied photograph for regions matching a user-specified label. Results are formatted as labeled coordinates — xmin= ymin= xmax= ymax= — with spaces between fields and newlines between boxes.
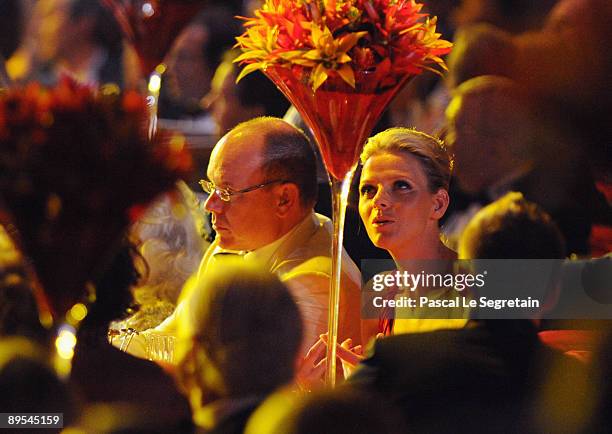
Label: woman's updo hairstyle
xmin=360 ymin=128 xmax=452 ymax=193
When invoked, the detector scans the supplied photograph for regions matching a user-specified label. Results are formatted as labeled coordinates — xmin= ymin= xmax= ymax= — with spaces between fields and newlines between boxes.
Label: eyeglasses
xmin=199 ymin=179 xmax=286 ymax=202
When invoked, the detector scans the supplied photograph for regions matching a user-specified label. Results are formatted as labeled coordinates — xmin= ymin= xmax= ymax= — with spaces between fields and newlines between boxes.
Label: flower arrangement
xmin=101 ymin=0 xmax=207 ymax=75
xmin=0 ymin=78 xmax=192 ymax=319
xmin=235 ymin=0 xmax=452 ymax=91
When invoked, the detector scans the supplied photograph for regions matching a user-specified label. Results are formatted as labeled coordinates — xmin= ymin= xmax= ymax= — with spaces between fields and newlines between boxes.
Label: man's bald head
xmin=225 ymin=117 xmax=318 ymax=208
xmin=205 ymin=117 xmax=318 ymax=250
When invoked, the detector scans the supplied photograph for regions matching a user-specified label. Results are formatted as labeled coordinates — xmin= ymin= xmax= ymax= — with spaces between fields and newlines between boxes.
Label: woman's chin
xmin=371 ymin=234 xmax=396 ymax=252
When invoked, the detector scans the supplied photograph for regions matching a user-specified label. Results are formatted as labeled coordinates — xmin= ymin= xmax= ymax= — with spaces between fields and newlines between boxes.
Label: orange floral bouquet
xmin=236 ymin=0 xmax=452 ymax=91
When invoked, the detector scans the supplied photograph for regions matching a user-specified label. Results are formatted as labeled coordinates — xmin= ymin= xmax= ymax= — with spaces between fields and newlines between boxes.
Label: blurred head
xmin=203 ymin=117 xmax=317 ymax=251
xmin=446 ymin=24 xmax=516 ymax=89
xmin=0 ymin=337 xmax=77 ymax=421
xmin=53 ymin=0 xmax=122 ymax=62
xmin=32 ymin=0 xmax=72 ymax=63
xmin=246 ymin=387 xmax=406 ymax=434
xmin=67 ymin=0 xmax=122 ymax=50
xmin=165 ymin=24 xmax=211 ymax=104
xmin=165 ymin=7 xmax=239 ymax=108
xmin=202 ymin=51 xmax=290 ymax=136
xmin=459 ymin=192 xmax=566 ymax=259
xmin=177 ymin=259 xmax=302 ymax=404
xmin=445 ymin=75 xmax=537 ymax=194
xmin=358 ymin=128 xmax=452 ymax=259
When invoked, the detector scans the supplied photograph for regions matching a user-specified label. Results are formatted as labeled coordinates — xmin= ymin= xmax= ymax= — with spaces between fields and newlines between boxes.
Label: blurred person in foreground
xmin=245 ymin=387 xmax=407 ymax=434
xmin=342 ymin=192 xmax=585 ymax=434
xmin=174 ymin=259 xmax=302 ymax=434
xmin=0 ymin=337 xmax=78 ymax=434
xmin=121 ymin=117 xmax=362 ymax=359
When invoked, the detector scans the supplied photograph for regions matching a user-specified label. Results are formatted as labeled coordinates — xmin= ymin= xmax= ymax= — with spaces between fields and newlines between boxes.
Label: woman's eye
xmin=360 ymin=184 xmax=376 ymax=198
xmin=394 ymin=180 xmax=413 ymax=192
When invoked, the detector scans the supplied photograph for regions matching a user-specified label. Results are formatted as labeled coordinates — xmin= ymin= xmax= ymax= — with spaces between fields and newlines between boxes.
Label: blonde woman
xmin=304 ymin=128 xmax=467 ymax=383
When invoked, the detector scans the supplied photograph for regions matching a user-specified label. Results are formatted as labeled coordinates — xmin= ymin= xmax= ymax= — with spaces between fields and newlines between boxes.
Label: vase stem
xmin=326 ymin=166 xmax=356 ymax=386
xmin=146 ymin=66 xmax=164 ymax=138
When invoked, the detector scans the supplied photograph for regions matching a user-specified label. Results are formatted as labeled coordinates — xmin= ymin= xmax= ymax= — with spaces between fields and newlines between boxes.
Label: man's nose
xmin=203 ymin=191 xmax=224 ymax=213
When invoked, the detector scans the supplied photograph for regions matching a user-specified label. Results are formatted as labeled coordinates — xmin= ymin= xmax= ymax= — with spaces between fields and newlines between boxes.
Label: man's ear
xmin=431 ymin=188 xmax=450 ymax=220
xmin=276 ymin=183 xmax=300 ymax=216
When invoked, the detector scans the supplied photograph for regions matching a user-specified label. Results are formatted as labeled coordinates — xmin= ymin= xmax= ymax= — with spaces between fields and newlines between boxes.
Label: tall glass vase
xmin=264 ymin=66 xmax=412 ymax=385
xmin=101 ymin=0 xmax=206 ymax=135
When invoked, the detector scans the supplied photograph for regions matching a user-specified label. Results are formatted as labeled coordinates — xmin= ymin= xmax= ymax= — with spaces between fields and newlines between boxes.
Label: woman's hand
xmin=323 ymin=332 xmax=385 ymax=379
xmin=295 ymin=332 xmax=383 ymax=389
xmin=321 ymin=334 xmax=364 ymax=379
xmin=295 ymin=336 xmax=327 ymax=392
xmin=339 ymin=339 xmax=363 ymax=379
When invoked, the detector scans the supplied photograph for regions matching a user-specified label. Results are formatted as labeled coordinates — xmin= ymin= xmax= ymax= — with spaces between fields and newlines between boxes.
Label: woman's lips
xmin=372 ymin=217 xmax=394 ymax=227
